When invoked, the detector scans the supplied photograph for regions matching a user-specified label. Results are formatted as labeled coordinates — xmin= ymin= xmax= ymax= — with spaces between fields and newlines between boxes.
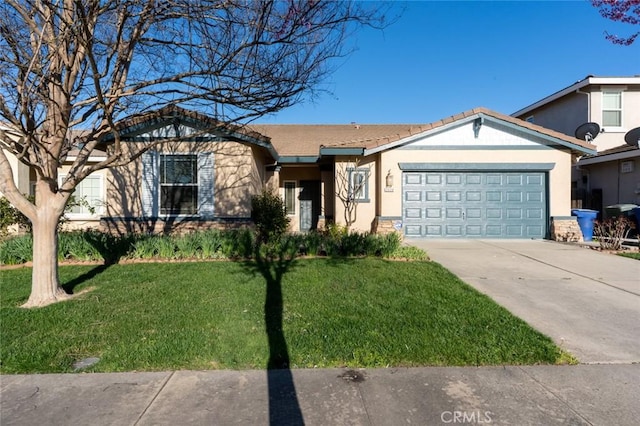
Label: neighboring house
xmin=512 ymin=75 xmax=640 ymax=213
xmin=3 ymin=106 xmax=595 ymax=239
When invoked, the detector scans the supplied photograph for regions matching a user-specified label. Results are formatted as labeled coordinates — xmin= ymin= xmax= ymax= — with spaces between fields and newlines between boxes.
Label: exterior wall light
xmin=385 ymin=170 xmax=394 ymax=189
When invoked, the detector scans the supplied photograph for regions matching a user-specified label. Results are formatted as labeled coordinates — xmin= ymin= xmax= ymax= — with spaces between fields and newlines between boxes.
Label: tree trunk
xmin=22 ymin=195 xmax=68 ymax=308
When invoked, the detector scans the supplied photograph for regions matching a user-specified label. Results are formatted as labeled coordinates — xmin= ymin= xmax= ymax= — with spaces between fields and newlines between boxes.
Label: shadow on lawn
xmin=245 ymin=241 xmax=304 ymax=425
xmin=62 ymin=264 xmax=110 ymax=294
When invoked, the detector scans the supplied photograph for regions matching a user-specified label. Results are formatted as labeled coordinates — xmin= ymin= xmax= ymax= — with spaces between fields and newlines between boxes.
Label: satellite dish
xmin=574 ymin=122 xmax=601 ymax=142
xmin=624 ymin=127 xmax=640 ymax=148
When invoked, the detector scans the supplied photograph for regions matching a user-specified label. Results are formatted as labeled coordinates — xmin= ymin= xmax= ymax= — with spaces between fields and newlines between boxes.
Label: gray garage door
xmin=402 ymin=171 xmax=546 ymax=238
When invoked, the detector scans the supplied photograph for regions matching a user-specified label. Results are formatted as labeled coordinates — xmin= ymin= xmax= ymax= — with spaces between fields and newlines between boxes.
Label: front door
xmin=299 ymin=180 xmax=320 ymax=232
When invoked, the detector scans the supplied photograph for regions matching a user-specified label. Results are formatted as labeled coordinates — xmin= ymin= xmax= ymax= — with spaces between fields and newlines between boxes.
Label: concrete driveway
xmin=408 ymin=239 xmax=640 ymax=364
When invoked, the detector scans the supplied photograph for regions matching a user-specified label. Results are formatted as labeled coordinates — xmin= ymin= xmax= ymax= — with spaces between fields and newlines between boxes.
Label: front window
xmin=348 ymin=169 xmax=369 ymax=202
xmin=602 ymin=91 xmax=622 ymax=128
xmin=160 ymin=154 xmax=198 ymax=215
xmin=60 ymin=174 xmax=104 ymax=216
xmin=284 ymin=181 xmax=296 ymax=215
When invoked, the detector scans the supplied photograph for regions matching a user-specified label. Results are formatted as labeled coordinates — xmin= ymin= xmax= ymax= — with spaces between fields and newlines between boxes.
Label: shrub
xmin=0 ymin=196 xmax=31 ymax=237
xmin=0 ymin=234 xmax=33 ymax=265
xmin=251 ymin=190 xmax=290 ymax=245
xmin=594 ymin=216 xmax=635 ymax=251
xmin=387 ymin=245 xmax=429 ymax=261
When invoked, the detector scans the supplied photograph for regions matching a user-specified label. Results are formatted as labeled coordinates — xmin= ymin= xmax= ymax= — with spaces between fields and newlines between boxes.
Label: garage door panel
xmin=405 ymin=208 xmax=422 ymax=218
xmin=446 ymin=208 xmax=462 ymax=219
xmin=486 ymin=175 xmax=502 ymax=185
xmin=425 ymin=174 xmax=441 ymax=184
xmin=426 ymin=191 xmax=441 ymax=201
xmin=466 ymin=225 xmax=482 ymax=236
xmin=527 ymin=192 xmax=543 ymax=202
xmin=527 ymin=208 xmax=543 ymax=219
xmin=402 ymin=171 xmax=546 ymax=238
xmin=486 ymin=208 xmax=502 ymax=219
xmin=466 ymin=191 xmax=482 ymax=202
xmin=527 ymin=174 xmax=543 ymax=185
xmin=405 ymin=173 xmax=422 ymax=184
xmin=466 ymin=174 xmax=482 ymax=185
xmin=507 ymin=175 xmax=523 ymax=185
xmin=506 ymin=225 xmax=525 ymax=237
xmin=405 ymin=224 xmax=422 ymax=236
xmin=446 ymin=174 xmax=462 ymax=184
xmin=426 ymin=208 xmax=441 ymax=218
xmin=446 ymin=191 xmax=462 ymax=201
xmin=487 ymin=191 xmax=502 ymax=202
xmin=446 ymin=225 xmax=463 ymax=235
xmin=405 ymin=191 xmax=422 ymax=202
xmin=466 ymin=208 xmax=482 ymax=219
xmin=506 ymin=192 xmax=522 ymax=202
xmin=425 ymin=225 xmax=442 ymax=236
xmin=507 ymin=208 xmax=522 ymax=219
xmin=486 ymin=225 xmax=502 ymax=236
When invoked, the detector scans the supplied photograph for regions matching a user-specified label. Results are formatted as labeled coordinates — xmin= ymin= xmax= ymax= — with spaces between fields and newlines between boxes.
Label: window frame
xmin=348 ymin=168 xmax=370 ymax=203
xmin=159 ymin=153 xmax=199 ymax=216
xmin=601 ymin=91 xmax=623 ymax=130
xmin=58 ymin=173 xmax=104 ymax=219
xmin=283 ymin=181 xmax=296 ymax=216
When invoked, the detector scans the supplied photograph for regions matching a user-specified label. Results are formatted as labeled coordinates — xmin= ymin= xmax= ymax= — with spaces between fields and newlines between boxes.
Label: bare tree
xmin=0 ymin=0 xmax=388 ymax=307
xmin=335 ymin=157 xmax=369 ymax=231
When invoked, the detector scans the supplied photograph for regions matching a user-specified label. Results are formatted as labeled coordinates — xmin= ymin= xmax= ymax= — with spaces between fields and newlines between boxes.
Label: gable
xmin=397 ymin=120 xmax=558 ymax=150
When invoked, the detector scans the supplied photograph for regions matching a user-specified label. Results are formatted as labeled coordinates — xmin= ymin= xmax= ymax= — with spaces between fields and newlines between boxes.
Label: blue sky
xmin=255 ymin=1 xmax=640 ymax=124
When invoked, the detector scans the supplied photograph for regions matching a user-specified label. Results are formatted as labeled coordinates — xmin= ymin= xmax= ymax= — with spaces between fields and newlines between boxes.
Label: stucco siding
xmin=516 ymin=92 xmax=588 ymax=138
xmin=105 ymin=140 xmax=262 ymax=219
xmin=583 ymin=158 xmax=640 ymax=207
xmin=333 ymin=156 xmax=377 ymax=232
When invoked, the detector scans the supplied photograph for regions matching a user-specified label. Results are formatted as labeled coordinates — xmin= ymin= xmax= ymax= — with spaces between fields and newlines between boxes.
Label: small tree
xmin=592 ymin=0 xmax=640 ymax=45
xmin=335 ymin=158 xmax=369 ymax=231
xmin=251 ymin=190 xmax=290 ymax=246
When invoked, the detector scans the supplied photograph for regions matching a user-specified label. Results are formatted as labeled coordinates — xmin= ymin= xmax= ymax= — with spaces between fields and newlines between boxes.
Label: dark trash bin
xmin=604 ymin=203 xmax=638 ymax=219
xmin=633 ymin=206 xmax=640 ymax=234
xmin=571 ymin=209 xmax=599 ymax=241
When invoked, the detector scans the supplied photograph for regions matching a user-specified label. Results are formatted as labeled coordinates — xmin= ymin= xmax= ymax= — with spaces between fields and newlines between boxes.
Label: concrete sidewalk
xmin=2 ymin=365 xmax=639 ymax=425
xmin=409 ymin=239 xmax=640 ymax=364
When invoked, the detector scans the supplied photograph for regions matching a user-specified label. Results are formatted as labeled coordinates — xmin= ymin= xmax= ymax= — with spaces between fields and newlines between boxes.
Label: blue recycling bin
xmin=571 ymin=209 xmax=599 ymax=241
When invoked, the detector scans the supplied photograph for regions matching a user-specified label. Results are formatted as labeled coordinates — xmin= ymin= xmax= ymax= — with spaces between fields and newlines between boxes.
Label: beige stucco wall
xmin=105 ymin=140 xmax=264 ymax=219
xmin=332 ymin=156 xmax=377 ymax=232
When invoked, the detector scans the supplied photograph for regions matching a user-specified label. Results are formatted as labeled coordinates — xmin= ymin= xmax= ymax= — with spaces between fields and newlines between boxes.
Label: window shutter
xmin=141 ymin=151 xmax=159 ymax=217
xmin=198 ymin=152 xmax=214 ymax=219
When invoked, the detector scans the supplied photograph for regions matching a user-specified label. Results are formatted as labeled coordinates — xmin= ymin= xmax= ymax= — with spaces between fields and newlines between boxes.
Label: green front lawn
xmin=618 ymin=251 xmax=640 ymax=260
xmin=0 ymin=259 xmax=571 ymax=373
